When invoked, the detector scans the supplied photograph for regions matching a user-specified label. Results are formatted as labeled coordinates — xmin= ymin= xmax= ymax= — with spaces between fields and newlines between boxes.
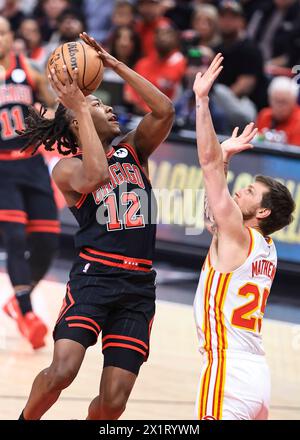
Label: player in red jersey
xmin=18 ymin=33 xmax=174 ymax=420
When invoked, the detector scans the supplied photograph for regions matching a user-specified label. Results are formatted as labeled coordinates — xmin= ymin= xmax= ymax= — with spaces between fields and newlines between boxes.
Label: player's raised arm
xmin=193 ymin=54 xmax=255 ymax=242
xmin=49 ymin=66 xmax=110 ymax=195
xmin=204 ymin=123 xmax=257 ymax=234
xmin=80 ymin=32 xmax=175 ymax=164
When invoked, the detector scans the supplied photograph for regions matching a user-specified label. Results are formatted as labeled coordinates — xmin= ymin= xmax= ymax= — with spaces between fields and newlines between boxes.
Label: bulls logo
xmin=11 ymin=69 xmax=26 ymax=83
xmin=113 ymin=148 xmax=128 ymax=158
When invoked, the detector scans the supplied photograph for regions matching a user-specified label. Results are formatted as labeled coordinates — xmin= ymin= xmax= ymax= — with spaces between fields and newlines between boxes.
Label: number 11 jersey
xmin=0 ymin=53 xmax=37 ymax=150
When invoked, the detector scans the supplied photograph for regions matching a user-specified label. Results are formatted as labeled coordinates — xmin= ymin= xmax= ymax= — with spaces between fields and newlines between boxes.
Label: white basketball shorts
xmin=194 ymin=350 xmax=271 ymax=420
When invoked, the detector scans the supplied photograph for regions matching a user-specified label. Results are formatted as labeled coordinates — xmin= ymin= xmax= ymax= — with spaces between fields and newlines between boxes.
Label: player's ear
xmin=257 ymin=207 xmax=271 ymax=220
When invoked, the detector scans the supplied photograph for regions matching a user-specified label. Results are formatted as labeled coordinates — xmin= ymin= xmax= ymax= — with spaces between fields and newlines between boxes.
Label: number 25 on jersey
xmin=231 ymin=283 xmax=270 ymax=333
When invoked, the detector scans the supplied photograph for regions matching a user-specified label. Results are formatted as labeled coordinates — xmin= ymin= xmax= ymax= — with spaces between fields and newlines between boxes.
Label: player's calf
xmin=87 ymin=366 xmax=137 ymax=420
xmin=21 ymin=340 xmax=86 ymax=419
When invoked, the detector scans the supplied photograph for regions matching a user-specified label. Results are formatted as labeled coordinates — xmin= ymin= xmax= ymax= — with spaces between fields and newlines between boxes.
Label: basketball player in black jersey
xmin=18 ymin=32 xmax=174 ymax=419
xmin=0 ymin=16 xmax=58 ymax=349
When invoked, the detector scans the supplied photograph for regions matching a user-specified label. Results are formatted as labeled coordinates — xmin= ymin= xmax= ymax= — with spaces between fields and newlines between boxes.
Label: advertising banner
xmin=57 ymin=141 xmax=300 ymax=264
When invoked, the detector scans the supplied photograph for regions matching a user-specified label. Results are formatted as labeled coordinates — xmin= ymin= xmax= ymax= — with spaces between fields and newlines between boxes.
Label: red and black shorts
xmin=0 ymin=154 xmax=59 ymax=232
xmin=53 ymin=254 xmax=156 ymax=376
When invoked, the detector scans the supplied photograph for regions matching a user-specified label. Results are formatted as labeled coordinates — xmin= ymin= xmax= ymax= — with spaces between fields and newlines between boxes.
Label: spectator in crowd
xmin=192 ymin=0 xmax=220 ymax=6
xmin=247 ymin=0 xmax=300 ymax=69
xmin=16 ymin=18 xmax=48 ymax=70
xmin=240 ymin=0 xmax=270 ymax=23
xmin=12 ymin=36 xmax=27 ymax=56
xmin=135 ymin=0 xmax=171 ymax=57
xmin=47 ymin=7 xmax=85 ymax=48
xmin=0 ymin=0 xmax=25 ymax=32
xmin=82 ymin=0 xmax=115 ymax=44
xmin=256 ymin=76 xmax=300 ymax=146
xmin=174 ymin=45 xmax=230 ymax=133
xmin=101 ymin=25 xmax=142 ymax=112
xmin=18 ymin=0 xmax=38 ymax=15
xmin=191 ymin=4 xmax=220 ymax=47
xmin=111 ymin=1 xmax=136 ymax=29
xmin=284 ymin=6 xmax=300 ymax=68
xmin=212 ymin=0 xmax=268 ymax=129
xmin=125 ymin=22 xmax=186 ymax=113
xmin=161 ymin=0 xmax=194 ymax=31
xmin=34 ymin=0 xmax=70 ymax=42
xmin=109 ymin=25 xmax=141 ymax=68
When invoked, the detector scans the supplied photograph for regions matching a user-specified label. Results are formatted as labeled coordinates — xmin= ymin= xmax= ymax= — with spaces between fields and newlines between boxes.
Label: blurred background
xmin=0 ymin=0 xmax=299 ymax=420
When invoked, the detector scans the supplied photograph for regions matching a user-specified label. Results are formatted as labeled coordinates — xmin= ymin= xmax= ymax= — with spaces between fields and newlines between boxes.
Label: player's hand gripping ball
xmin=47 ymin=41 xmax=104 ymax=96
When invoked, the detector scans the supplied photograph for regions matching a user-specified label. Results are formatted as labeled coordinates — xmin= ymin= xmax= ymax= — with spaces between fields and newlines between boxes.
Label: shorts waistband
xmin=0 ymin=150 xmax=36 ymax=160
xmin=79 ymin=247 xmax=153 ymax=272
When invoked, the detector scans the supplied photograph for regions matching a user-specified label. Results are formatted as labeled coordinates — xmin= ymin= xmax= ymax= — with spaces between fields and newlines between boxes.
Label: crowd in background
xmin=2 ymin=0 xmax=300 ymax=145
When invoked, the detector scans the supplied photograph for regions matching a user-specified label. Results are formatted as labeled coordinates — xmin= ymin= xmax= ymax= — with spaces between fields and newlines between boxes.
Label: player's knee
xmin=100 ymin=396 xmax=126 ymax=417
xmin=45 ymin=363 xmax=77 ymax=392
xmin=100 ymin=383 xmax=131 ymax=416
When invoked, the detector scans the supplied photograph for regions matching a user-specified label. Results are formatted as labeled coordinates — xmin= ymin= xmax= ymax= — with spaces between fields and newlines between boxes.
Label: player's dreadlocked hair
xmin=16 ymin=103 xmax=79 ymax=156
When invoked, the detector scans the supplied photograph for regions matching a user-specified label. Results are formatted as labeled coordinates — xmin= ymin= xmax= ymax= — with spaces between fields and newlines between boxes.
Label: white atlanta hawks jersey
xmin=194 ymin=227 xmax=277 ymax=356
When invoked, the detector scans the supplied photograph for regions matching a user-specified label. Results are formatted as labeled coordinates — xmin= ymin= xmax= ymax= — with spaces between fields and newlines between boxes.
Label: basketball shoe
xmin=3 ymin=296 xmax=48 ymax=349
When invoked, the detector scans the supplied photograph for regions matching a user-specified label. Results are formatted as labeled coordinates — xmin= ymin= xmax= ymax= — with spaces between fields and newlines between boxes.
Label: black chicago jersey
xmin=0 ymin=53 xmax=37 ymax=150
xmin=70 ymin=142 xmax=157 ymax=265
xmin=54 ymin=142 xmax=157 ymax=369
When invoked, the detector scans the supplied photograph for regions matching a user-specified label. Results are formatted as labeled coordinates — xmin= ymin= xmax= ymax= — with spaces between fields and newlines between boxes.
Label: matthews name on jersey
xmin=194 ymin=227 xmax=277 ymax=356
xmin=70 ymin=142 xmax=157 ymax=272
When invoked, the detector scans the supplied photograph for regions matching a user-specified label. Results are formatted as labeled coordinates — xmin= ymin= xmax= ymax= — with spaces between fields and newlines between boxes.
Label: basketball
xmin=47 ymin=41 xmax=104 ymax=96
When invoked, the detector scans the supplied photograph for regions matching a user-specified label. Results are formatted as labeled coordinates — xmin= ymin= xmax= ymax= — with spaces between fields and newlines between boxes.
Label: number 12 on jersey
xmin=104 ymin=192 xmax=145 ymax=231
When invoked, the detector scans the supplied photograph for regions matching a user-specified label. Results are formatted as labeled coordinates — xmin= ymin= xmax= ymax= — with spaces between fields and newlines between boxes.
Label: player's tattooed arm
xmin=203 ymin=124 xmax=257 ymax=234
xmin=204 ymin=161 xmax=228 ymax=235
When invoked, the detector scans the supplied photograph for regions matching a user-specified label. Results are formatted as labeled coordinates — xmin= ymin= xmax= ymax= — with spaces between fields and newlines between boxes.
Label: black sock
xmin=19 ymin=410 xmax=26 ymax=420
xmin=15 ymin=289 xmax=32 ymax=315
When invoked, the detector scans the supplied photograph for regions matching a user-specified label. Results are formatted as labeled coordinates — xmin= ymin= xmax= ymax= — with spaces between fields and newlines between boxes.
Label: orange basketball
xmin=47 ymin=41 xmax=104 ymax=96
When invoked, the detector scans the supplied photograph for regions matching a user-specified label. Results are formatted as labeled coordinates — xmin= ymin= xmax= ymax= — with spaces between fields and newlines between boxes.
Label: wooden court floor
xmin=0 ymin=273 xmax=299 ymax=420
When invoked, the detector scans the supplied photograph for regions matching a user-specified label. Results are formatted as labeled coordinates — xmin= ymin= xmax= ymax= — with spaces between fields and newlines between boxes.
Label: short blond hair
xmin=193 ymin=4 xmax=219 ymax=25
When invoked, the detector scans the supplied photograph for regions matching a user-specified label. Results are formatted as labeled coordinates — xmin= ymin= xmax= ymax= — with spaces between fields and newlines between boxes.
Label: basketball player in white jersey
xmin=193 ymin=53 xmax=295 ymax=420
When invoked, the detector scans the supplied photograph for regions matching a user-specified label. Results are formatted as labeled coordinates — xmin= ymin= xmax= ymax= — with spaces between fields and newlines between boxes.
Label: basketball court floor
xmin=0 ymin=256 xmax=299 ymax=420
